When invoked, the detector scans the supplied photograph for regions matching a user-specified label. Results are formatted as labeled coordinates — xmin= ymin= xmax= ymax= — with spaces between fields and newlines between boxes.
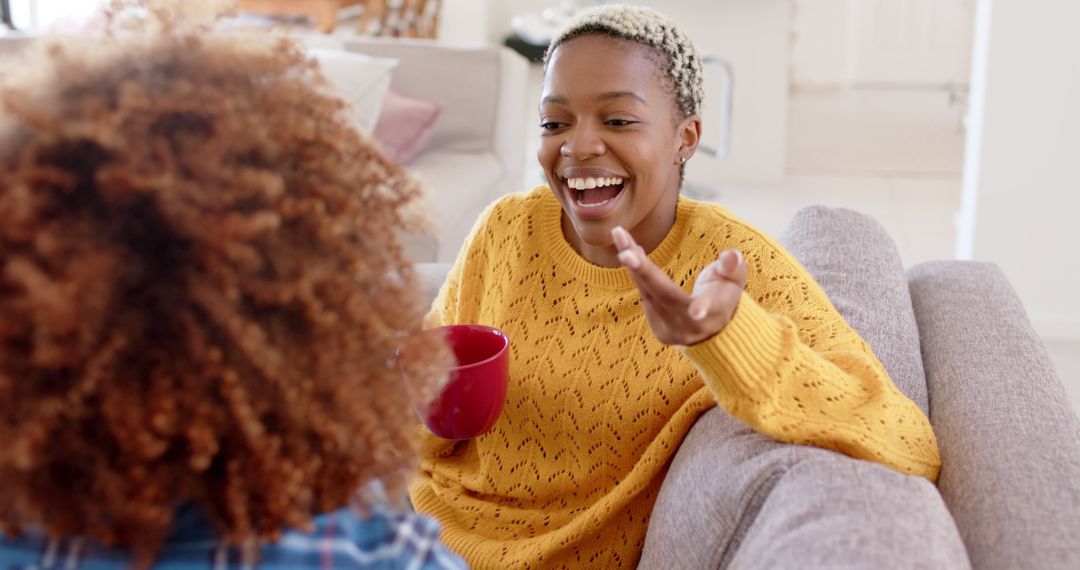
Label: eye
xmin=540 ymin=121 xmax=565 ymax=131
xmin=606 ymin=119 xmax=636 ymax=127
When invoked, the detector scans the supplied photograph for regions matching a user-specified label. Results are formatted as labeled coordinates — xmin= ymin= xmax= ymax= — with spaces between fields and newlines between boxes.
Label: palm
xmin=611 ymin=226 xmax=747 ymax=346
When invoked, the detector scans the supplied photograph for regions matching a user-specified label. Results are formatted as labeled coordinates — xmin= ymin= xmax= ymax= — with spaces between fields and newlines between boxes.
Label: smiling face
xmin=538 ymin=34 xmax=700 ymax=267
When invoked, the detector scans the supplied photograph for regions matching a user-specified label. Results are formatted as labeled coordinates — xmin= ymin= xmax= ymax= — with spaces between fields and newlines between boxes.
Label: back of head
xmin=0 ymin=5 xmax=447 ymax=560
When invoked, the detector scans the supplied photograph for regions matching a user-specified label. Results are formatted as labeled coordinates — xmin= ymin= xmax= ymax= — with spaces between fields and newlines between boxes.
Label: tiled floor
xmin=522 ymin=70 xmax=1079 ymax=414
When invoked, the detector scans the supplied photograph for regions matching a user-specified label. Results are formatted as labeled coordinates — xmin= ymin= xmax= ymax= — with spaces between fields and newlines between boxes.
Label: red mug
xmin=417 ymin=324 xmax=510 ymax=440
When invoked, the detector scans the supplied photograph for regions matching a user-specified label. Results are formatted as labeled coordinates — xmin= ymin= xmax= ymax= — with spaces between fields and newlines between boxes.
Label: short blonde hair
xmin=546 ymin=4 xmax=705 ymax=117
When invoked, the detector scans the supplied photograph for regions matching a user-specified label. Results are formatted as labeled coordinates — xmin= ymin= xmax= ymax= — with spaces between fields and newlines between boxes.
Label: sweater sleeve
xmin=681 ymin=252 xmax=941 ymax=481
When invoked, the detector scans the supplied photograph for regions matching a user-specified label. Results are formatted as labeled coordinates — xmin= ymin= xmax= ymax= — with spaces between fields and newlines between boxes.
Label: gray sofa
xmin=417 ymin=206 xmax=1080 ymax=569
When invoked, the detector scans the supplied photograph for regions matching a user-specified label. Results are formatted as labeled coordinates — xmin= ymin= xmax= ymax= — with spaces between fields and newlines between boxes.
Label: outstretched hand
xmin=612 ymin=226 xmax=747 ymax=346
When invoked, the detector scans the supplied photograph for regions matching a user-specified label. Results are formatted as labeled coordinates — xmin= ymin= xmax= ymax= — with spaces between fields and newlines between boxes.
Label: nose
xmin=560 ymin=122 xmax=605 ymax=160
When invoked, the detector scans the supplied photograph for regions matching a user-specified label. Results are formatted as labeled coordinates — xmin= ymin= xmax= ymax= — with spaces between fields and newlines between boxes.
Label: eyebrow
xmin=540 ymin=91 xmax=646 ymax=105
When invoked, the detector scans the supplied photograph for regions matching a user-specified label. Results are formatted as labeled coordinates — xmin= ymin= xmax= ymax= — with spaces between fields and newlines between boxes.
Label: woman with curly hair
xmin=0 ymin=11 xmax=464 ymax=570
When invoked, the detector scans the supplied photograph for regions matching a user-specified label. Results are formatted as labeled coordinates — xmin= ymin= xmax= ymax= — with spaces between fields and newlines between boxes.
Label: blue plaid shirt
xmin=0 ymin=505 xmax=466 ymax=569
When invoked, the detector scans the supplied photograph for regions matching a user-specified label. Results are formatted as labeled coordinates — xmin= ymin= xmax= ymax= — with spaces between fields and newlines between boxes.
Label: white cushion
xmin=406 ymin=150 xmax=504 ymax=261
xmin=342 ymin=40 xmax=509 ymax=153
xmin=309 ymin=49 xmax=398 ymax=134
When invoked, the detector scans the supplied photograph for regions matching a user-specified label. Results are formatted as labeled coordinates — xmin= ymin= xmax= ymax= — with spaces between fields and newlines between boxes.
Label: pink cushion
xmin=374 ymin=88 xmax=443 ymax=164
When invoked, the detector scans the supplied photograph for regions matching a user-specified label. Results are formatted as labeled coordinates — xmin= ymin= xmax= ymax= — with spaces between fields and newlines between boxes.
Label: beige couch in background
xmin=315 ymin=36 xmax=530 ymax=263
xmin=1 ymin=32 xmax=531 ymax=264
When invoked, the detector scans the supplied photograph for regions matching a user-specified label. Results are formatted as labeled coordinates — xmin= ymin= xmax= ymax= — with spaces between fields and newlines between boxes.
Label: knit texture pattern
xmin=411 ymin=187 xmax=941 ymax=569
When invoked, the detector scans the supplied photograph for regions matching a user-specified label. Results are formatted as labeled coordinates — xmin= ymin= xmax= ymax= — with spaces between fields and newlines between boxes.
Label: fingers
xmin=720 ymin=249 xmax=748 ymax=288
xmin=611 ymin=226 xmax=687 ymax=303
xmin=687 ymin=294 xmax=710 ymax=321
xmin=693 ymin=249 xmax=746 ymax=287
xmin=686 ymin=249 xmax=746 ymax=321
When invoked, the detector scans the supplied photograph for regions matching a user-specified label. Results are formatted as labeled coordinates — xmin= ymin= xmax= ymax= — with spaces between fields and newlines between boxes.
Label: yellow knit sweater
xmin=411 ymin=187 xmax=940 ymax=568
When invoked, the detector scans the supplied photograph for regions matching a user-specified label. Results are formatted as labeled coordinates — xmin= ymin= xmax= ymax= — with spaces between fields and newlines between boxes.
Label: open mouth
xmin=564 ymin=176 xmax=626 ymax=209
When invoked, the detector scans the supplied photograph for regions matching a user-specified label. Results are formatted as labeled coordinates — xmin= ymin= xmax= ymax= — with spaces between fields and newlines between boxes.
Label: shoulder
xmin=0 ymin=531 xmax=54 ymax=568
xmin=479 ymin=186 xmax=551 ymax=227
xmin=679 ymin=196 xmax=787 ymax=255
xmin=679 ymin=196 xmax=813 ymax=281
xmin=467 ymin=186 xmax=553 ymax=251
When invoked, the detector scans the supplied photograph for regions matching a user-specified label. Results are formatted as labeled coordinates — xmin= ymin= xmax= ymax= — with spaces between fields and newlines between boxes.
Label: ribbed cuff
xmin=681 ymin=292 xmax=787 ymax=399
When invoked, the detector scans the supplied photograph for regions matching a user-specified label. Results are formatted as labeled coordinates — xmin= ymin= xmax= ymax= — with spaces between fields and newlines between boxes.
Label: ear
xmin=674 ymin=114 xmax=702 ymax=164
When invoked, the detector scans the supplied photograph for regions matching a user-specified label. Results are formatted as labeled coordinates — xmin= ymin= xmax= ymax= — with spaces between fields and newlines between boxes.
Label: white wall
xmin=636 ymin=0 xmax=790 ymax=183
xmin=959 ymin=0 xmax=1080 ymax=341
xmin=489 ymin=0 xmax=790 ymax=183
xmin=791 ymin=0 xmax=973 ymax=88
xmin=9 ymin=0 xmax=102 ymax=30
xmin=486 ymin=0 xmax=550 ymax=45
xmin=790 ymin=0 xmax=850 ymax=87
xmin=438 ymin=0 xmax=491 ymax=47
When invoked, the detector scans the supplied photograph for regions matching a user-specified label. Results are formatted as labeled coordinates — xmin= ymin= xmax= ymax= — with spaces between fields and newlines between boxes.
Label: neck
xmin=562 ymin=191 xmax=679 ymax=268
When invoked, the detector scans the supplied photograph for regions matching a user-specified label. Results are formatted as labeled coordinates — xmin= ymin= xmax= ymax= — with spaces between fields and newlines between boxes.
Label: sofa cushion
xmin=638 ymin=407 xmax=814 ymax=569
xmin=779 ymin=205 xmax=929 ymax=415
xmin=415 ymin=262 xmax=451 ymax=309
xmin=309 ymin=49 xmax=397 ymax=134
xmin=343 ymin=40 xmax=511 ymax=154
xmin=727 ymin=454 xmax=969 ymax=569
xmin=0 ymin=35 xmax=35 ymax=56
xmin=908 ymin=261 xmax=1080 ymax=570
xmin=640 ymin=206 xmax=955 ymax=569
xmin=374 ymin=88 xmax=443 ymax=164
xmin=340 ymin=39 xmax=529 ymax=263
xmin=406 ymin=150 xmax=503 ymax=262
xmin=639 ymin=406 xmax=968 ymax=569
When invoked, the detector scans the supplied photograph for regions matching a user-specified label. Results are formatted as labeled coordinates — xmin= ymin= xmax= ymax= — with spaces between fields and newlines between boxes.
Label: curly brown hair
xmin=0 ymin=20 xmax=448 ymax=564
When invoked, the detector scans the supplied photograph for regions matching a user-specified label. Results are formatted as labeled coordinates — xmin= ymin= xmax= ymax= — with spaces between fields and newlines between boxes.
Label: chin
xmin=567 ymin=216 xmax=618 ymax=247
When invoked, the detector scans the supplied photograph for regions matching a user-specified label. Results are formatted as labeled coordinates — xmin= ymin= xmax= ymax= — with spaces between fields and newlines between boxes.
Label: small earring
xmin=679 ymin=156 xmax=687 ymax=163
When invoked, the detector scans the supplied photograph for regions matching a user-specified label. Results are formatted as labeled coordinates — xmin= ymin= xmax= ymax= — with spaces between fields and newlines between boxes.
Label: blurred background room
xmin=2 ymin=0 xmax=1077 ymax=412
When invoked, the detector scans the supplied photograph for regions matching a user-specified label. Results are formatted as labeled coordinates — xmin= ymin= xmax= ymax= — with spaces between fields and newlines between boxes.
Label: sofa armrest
xmin=642 ymin=206 xmax=969 ymax=569
xmin=780 ymin=206 xmax=929 ymax=414
xmin=908 ymin=261 xmax=1080 ymax=570
xmin=415 ymin=262 xmax=451 ymax=310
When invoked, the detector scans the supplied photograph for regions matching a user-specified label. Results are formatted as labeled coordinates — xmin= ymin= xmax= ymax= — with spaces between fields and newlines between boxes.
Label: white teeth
xmin=565 ymin=176 xmax=624 ymax=190
xmin=576 ymin=196 xmax=614 ymax=208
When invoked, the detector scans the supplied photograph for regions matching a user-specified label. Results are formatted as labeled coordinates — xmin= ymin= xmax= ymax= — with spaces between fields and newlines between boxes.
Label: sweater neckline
xmin=537 ymin=187 xmax=695 ymax=290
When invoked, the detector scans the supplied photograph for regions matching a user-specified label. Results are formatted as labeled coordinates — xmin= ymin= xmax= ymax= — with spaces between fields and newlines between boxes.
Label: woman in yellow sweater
xmin=411 ymin=5 xmax=941 ymax=567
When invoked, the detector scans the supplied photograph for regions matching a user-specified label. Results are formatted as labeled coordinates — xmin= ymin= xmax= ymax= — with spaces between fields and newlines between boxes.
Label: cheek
xmin=537 ymin=137 xmax=561 ymax=169
xmin=622 ymin=140 xmax=664 ymax=178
